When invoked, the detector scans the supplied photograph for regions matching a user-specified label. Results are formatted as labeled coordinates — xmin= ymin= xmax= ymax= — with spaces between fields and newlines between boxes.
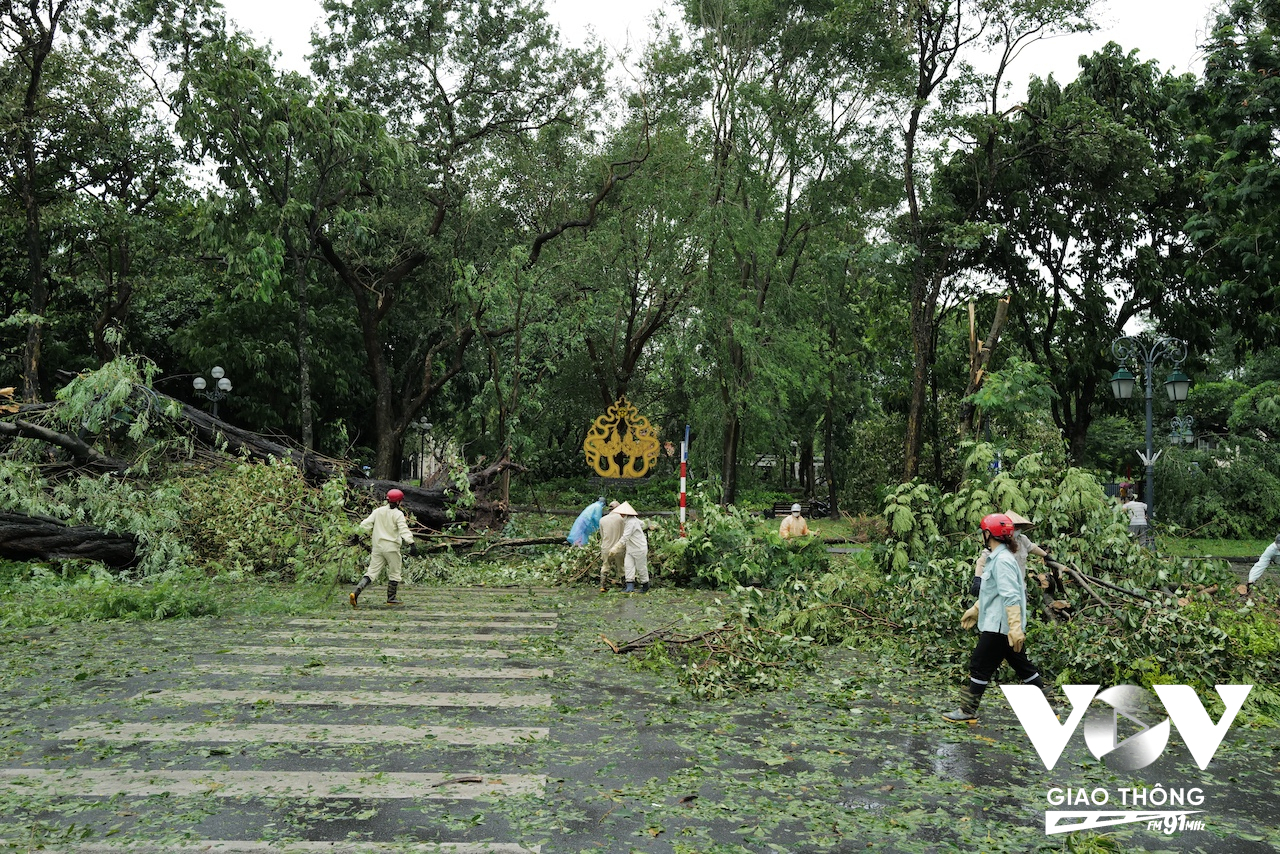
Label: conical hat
xmin=1004 ymin=510 xmax=1033 ymax=528
xmin=614 ymin=501 xmax=639 ymax=516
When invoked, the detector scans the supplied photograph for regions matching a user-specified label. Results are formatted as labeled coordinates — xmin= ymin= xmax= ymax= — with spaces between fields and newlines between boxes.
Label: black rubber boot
xmin=386 ymin=580 xmax=402 ymax=605
xmin=350 ymin=576 xmax=371 ymax=609
xmin=941 ymin=682 xmax=985 ymax=723
xmin=640 ymin=582 xmax=650 ymax=593
xmin=1027 ymin=675 xmax=1058 ymax=712
xmin=625 ymin=582 xmax=636 ymax=593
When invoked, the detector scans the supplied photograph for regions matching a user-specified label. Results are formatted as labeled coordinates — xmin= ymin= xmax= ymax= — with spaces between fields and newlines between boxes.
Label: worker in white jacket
xmin=1247 ymin=534 xmax=1280 ymax=595
xmin=609 ymin=501 xmax=650 ymax=593
xmin=350 ymin=488 xmax=416 ymax=608
xmin=598 ymin=500 xmax=624 ymax=592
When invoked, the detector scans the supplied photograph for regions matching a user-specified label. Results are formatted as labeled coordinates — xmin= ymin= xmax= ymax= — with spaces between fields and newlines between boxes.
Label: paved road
xmin=0 ymin=587 xmax=565 ymax=853
xmin=2 ymin=585 xmax=1279 ymax=853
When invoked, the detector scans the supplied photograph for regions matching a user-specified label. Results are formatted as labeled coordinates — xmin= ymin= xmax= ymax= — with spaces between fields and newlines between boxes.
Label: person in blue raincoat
xmin=568 ymin=497 xmax=606 ymax=546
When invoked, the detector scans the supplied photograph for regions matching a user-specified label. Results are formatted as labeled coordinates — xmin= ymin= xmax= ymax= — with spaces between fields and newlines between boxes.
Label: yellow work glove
xmin=1005 ymin=605 xmax=1025 ymax=652
xmin=960 ymin=605 xmax=978 ymax=630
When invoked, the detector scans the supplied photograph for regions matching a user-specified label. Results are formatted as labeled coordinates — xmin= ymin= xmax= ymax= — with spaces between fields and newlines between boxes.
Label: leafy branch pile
xmin=600 ymin=448 xmax=1280 ymax=723
xmin=863 ymin=446 xmax=1280 ymax=719
xmin=651 ymin=497 xmax=833 ymax=588
xmin=604 ymin=590 xmax=819 ymax=699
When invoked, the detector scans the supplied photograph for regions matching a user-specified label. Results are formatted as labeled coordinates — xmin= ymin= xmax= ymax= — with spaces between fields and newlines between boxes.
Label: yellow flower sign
xmin=583 ymin=397 xmax=660 ymax=478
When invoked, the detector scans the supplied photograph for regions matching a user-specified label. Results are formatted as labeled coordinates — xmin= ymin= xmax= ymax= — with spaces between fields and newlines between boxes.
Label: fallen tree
xmin=0 ymin=364 xmax=520 ymax=568
xmin=0 ymin=512 xmax=138 ymax=569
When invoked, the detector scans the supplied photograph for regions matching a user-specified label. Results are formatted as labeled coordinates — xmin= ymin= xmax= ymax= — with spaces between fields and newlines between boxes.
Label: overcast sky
xmin=218 ymin=0 xmax=1221 ymax=86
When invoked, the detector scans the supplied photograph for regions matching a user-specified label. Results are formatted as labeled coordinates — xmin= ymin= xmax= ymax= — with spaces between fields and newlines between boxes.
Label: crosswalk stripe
xmin=0 ymin=769 xmax=544 ymax=799
xmin=58 ymin=722 xmax=549 ymax=745
xmin=0 ymin=842 xmax=540 ymax=853
xmin=288 ymin=619 xmax=557 ymax=630
xmin=134 ymin=689 xmax=551 ymax=707
xmin=216 ymin=647 xmax=510 ymax=658
xmin=194 ymin=663 xmax=553 ymax=678
xmin=262 ymin=632 xmax=535 ymax=643
xmin=363 ymin=611 xmax=558 ymax=619
xmin=402 ymin=588 xmax=554 ymax=594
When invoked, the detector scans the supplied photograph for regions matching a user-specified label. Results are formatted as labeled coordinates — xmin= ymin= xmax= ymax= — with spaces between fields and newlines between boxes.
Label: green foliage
xmin=965 ymin=356 xmax=1060 ymax=424
xmin=1185 ymin=0 xmax=1280 ymax=344
xmin=175 ymin=459 xmax=354 ymax=582
xmin=1155 ymin=443 xmax=1280 ymax=537
xmin=0 ymin=453 xmax=356 ymax=583
xmin=639 ymin=587 xmax=820 ymax=700
xmin=0 ymin=565 xmax=222 ymax=628
xmin=866 ymin=445 xmax=1280 ymax=694
xmin=53 ymin=356 xmax=169 ymax=442
xmin=655 ymin=493 xmax=830 ymax=590
xmin=1228 ymin=380 xmax=1280 ymax=440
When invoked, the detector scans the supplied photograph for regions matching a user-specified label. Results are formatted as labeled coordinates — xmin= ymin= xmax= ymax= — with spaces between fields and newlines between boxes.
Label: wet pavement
xmin=0 ymin=585 xmax=1278 ymax=852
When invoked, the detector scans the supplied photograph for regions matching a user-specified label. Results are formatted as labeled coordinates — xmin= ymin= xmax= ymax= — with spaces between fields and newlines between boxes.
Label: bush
xmin=654 ymin=493 xmax=830 ymax=589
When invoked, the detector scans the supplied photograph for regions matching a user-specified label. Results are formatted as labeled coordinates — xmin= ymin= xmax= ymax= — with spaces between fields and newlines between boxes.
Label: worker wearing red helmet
xmin=942 ymin=513 xmax=1055 ymax=724
xmin=350 ymin=488 xmax=417 ymax=608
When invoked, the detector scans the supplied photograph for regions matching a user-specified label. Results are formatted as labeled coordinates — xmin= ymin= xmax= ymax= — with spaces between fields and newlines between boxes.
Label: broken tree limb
xmin=467 ymin=536 xmax=569 ymax=559
xmin=0 ymin=512 xmax=138 ymax=569
xmin=600 ymin=622 xmax=688 ymax=654
xmin=1060 ymin=564 xmax=1119 ymax=618
xmin=0 ymin=419 xmax=130 ymax=473
xmin=1076 ymin=570 xmax=1155 ymax=604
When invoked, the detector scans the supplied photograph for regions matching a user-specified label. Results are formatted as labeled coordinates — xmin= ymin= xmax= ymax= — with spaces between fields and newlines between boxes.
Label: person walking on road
xmin=350 ymin=488 xmax=417 ymax=608
xmin=943 ymin=513 xmax=1055 ymax=724
xmin=609 ymin=501 xmax=650 ymax=593
xmin=1246 ymin=534 xmax=1280 ymax=596
xmin=598 ymin=500 xmax=623 ymax=592
xmin=779 ymin=503 xmax=811 ymax=539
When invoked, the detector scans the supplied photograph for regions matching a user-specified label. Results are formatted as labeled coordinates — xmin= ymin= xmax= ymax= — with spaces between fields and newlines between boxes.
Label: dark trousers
xmin=968 ymin=630 xmax=1041 ymax=687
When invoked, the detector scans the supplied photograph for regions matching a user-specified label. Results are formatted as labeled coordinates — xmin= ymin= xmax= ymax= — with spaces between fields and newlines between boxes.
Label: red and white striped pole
xmin=679 ymin=425 xmax=689 ymax=537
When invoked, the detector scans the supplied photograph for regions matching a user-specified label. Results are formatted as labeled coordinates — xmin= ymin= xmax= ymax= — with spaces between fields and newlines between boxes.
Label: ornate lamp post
xmin=193 ymin=366 xmax=233 ymax=418
xmin=1169 ymin=415 xmax=1195 ymax=446
xmin=1108 ymin=336 xmax=1190 ymax=530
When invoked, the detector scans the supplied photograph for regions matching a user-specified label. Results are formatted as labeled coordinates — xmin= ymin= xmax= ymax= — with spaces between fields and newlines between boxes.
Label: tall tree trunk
xmin=799 ymin=436 xmax=815 ymax=497
xmin=903 ymin=279 xmax=932 ymax=481
xmin=721 ymin=410 xmax=740 ymax=506
xmin=289 ymin=247 xmax=314 ymax=452
xmin=16 ymin=1 xmax=69 ymax=403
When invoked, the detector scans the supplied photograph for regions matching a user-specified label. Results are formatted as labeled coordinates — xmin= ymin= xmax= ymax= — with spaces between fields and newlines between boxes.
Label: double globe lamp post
xmin=192 ymin=366 xmax=233 ymax=418
xmin=1108 ymin=335 xmax=1191 ymax=531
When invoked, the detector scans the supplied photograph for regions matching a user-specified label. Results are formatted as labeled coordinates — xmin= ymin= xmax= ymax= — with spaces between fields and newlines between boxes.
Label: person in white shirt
xmin=1120 ymin=490 xmax=1149 ymax=546
xmin=1247 ymin=534 xmax=1280 ymax=595
xmin=608 ymin=502 xmax=650 ymax=593
xmin=350 ymin=488 xmax=416 ymax=608
xmin=598 ymin=500 xmax=624 ymax=592
xmin=779 ymin=503 xmax=811 ymax=539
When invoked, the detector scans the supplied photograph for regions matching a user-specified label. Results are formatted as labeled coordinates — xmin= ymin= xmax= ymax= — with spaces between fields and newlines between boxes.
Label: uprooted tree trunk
xmin=0 ymin=512 xmax=138 ymax=568
xmin=1 ymin=378 xmax=522 ymax=565
xmin=170 ymin=398 xmax=523 ymax=527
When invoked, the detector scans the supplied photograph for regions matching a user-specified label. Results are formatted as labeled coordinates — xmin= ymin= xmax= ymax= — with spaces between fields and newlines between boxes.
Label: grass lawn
xmin=1159 ymin=535 xmax=1271 ymax=558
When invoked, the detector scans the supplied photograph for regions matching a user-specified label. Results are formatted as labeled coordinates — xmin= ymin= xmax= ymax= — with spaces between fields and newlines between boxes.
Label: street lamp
xmin=1108 ymin=335 xmax=1189 ymax=532
xmin=415 ymin=418 xmax=432 ymax=484
xmin=1170 ymin=415 xmax=1195 ymax=446
xmin=193 ymin=366 xmax=233 ymax=418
